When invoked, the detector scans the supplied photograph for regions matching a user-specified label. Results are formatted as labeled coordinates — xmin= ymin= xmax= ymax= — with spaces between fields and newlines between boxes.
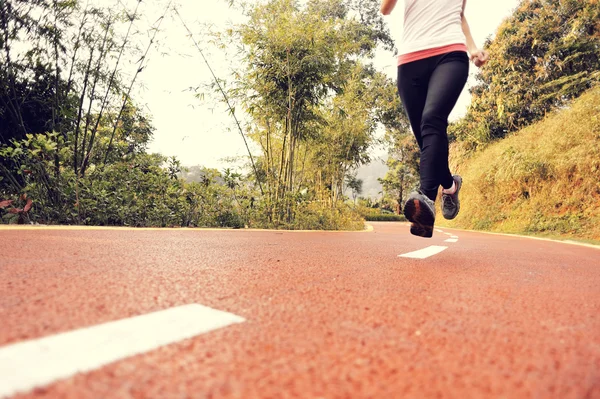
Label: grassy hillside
xmin=440 ymin=86 xmax=600 ymax=242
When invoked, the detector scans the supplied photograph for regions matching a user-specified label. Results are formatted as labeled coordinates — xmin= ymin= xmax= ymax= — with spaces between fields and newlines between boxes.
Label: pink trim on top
xmin=398 ymin=44 xmax=468 ymax=66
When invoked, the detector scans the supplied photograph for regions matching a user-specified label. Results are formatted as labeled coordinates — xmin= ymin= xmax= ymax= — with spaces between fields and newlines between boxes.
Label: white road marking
xmin=0 ymin=304 xmax=245 ymax=398
xmin=445 ymin=238 xmax=458 ymax=243
xmin=399 ymin=246 xmax=448 ymax=259
xmin=450 ymin=235 xmax=458 ymax=239
xmin=435 ymin=229 xmax=444 ymax=233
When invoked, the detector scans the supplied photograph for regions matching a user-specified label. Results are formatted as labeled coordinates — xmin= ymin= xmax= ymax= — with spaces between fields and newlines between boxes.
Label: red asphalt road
xmin=1 ymin=222 xmax=599 ymax=399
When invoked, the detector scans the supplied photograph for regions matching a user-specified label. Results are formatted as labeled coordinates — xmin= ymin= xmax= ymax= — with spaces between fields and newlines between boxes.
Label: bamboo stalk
xmin=80 ymin=18 xmax=113 ymax=173
xmin=0 ymin=2 xmax=27 ymax=137
xmin=175 ymin=7 xmax=264 ymax=196
xmin=103 ymin=1 xmax=173 ymax=166
xmin=81 ymin=0 xmax=142 ymax=176
xmin=74 ymin=46 xmax=95 ymax=175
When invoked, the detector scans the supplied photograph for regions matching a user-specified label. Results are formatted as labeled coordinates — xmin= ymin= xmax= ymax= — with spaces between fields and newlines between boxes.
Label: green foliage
xmin=380 ymin=131 xmax=419 ymax=212
xmin=0 ymin=193 xmax=33 ymax=224
xmin=226 ymin=0 xmax=407 ymax=226
xmin=356 ymin=204 xmax=404 ymax=221
xmin=0 ymin=132 xmax=67 ymax=221
xmin=346 ymin=175 xmax=363 ymax=205
xmin=287 ymin=201 xmax=365 ymax=230
xmin=453 ymin=0 xmax=600 ymax=148
xmin=1 ymin=0 xmax=390 ymax=231
xmin=363 ymin=214 xmax=404 ymax=222
xmin=0 ymin=141 xmax=251 ymax=228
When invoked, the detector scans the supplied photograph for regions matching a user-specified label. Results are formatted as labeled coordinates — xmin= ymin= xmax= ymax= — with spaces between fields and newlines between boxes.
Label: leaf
xmin=0 ymin=200 xmax=14 ymax=208
xmin=8 ymin=208 xmax=21 ymax=214
xmin=23 ymin=199 xmax=33 ymax=213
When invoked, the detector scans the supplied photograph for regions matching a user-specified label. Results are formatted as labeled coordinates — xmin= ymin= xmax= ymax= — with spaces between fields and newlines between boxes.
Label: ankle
xmin=442 ymin=181 xmax=456 ymax=195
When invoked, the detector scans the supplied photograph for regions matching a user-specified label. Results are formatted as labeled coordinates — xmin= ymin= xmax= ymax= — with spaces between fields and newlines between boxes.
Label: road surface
xmin=1 ymin=222 xmax=599 ymax=398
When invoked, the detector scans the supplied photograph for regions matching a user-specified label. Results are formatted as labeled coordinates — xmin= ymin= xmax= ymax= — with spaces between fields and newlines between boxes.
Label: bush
xmin=0 ymin=135 xmax=373 ymax=231
xmin=216 ymin=210 xmax=245 ymax=229
xmin=287 ymin=202 xmax=365 ymax=231
xmin=364 ymin=213 xmax=405 ymax=222
xmin=356 ymin=204 xmax=405 ymax=222
xmin=0 ymin=138 xmax=250 ymax=228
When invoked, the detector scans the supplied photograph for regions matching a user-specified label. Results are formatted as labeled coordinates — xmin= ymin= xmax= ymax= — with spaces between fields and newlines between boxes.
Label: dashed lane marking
xmin=0 ymin=304 xmax=245 ymax=398
xmin=399 ymin=246 xmax=448 ymax=259
xmin=445 ymin=238 xmax=458 ymax=243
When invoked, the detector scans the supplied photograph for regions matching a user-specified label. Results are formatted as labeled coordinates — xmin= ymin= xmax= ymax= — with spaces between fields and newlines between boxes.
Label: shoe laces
xmin=442 ymin=193 xmax=455 ymax=207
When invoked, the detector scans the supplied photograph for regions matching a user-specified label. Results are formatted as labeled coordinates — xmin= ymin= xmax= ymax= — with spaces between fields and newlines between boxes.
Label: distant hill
xmin=348 ymin=158 xmax=389 ymax=199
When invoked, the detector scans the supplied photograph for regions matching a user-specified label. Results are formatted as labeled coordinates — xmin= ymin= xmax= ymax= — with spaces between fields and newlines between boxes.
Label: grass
xmin=439 ymin=86 xmax=600 ymax=241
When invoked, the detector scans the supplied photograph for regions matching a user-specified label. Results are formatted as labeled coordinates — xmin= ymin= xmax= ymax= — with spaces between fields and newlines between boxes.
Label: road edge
xmin=438 ymin=226 xmax=600 ymax=250
xmin=0 ymin=223 xmax=376 ymax=234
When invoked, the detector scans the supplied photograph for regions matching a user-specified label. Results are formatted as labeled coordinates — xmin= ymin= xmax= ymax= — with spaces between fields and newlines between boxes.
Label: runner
xmin=380 ymin=0 xmax=489 ymax=237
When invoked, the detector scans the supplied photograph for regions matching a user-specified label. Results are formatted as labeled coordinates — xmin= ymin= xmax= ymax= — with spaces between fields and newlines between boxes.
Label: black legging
xmin=397 ymin=51 xmax=469 ymax=202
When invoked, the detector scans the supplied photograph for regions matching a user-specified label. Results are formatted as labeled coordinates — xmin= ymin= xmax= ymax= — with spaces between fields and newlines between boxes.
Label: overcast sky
xmin=115 ymin=0 xmax=521 ymax=169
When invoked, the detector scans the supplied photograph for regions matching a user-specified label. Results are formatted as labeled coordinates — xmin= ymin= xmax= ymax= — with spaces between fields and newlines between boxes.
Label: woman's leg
xmin=397 ymin=52 xmax=468 ymax=238
xmin=419 ymin=52 xmax=469 ymax=201
xmin=397 ymin=61 xmax=431 ymax=151
xmin=397 ymin=59 xmax=437 ymax=238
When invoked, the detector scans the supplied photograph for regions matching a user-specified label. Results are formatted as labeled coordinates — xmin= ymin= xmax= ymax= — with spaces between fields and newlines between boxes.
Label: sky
xmin=121 ymin=0 xmax=522 ymax=169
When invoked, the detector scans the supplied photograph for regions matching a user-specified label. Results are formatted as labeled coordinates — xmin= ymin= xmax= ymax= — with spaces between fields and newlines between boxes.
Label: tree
xmin=226 ymin=0 xmax=400 ymax=224
xmin=346 ymin=175 xmax=363 ymax=206
xmin=379 ymin=132 xmax=419 ymax=213
xmin=0 ymin=0 xmax=170 ymax=224
xmin=452 ymin=0 xmax=600 ymax=148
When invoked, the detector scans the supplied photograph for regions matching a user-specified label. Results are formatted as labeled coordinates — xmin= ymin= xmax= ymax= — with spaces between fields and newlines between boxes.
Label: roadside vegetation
xmin=0 ymin=0 xmax=404 ymax=230
xmin=441 ymin=86 xmax=600 ymax=241
xmin=1 ymin=0 xmax=598 ymax=236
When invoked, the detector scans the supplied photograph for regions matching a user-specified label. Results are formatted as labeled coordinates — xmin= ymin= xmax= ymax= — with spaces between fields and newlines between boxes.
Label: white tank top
xmin=399 ymin=0 xmax=466 ymax=55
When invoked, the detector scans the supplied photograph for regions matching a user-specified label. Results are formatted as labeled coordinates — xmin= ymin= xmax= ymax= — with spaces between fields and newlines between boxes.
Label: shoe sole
xmin=403 ymin=198 xmax=434 ymax=238
xmin=445 ymin=203 xmax=460 ymax=220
